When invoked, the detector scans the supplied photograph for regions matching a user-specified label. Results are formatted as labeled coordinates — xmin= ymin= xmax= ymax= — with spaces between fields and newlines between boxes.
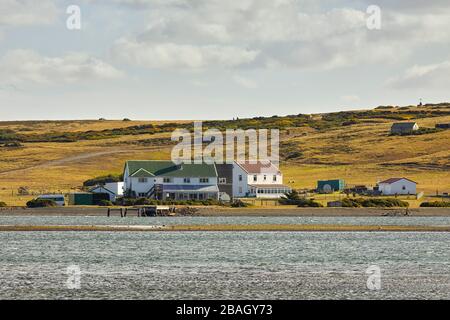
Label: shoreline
xmin=1 ymin=206 xmax=450 ymax=217
xmin=1 ymin=224 xmax=449 ymax=232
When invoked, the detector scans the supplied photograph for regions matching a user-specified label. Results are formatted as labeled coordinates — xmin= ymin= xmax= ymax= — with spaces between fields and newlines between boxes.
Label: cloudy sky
xmin=0 ymin=0 xmax=449 ymax=120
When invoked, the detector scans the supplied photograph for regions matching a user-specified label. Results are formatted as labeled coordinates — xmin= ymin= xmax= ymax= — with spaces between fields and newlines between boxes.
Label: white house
xmin=90 ymin=182 xmax=124 ymax=202
xmin=232 ymin=161 xmax=291 ymax=198
xmin=123 ymin=160 xmax=219 ymax=200
xmin=377 ymin=178 xmax=417 ymax=195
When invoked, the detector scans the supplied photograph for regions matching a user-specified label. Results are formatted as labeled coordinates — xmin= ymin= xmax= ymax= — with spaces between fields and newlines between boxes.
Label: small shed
xmin=436 ymin=123 xmax=450 ymax=129
xmin=317 ymin=179 xmax=345 ymax=193
xmin=69 ymin=192 xmax=110 ymax=205
xmin=69 ymin=193 xmax=93 ymax=205
xmin=391 ymin=122 xmax=419 ymax=134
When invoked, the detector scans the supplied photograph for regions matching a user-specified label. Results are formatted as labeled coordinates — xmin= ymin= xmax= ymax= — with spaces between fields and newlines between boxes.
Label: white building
xmin=123 ymin=160 xmax=219 ymax=200
xmin=90 ymin=182 xmax=124 ymax=202
xmin=377 ymin=178 xmax=417 ymax=195
xmin=232 ymin=161 xmax=291 ymax=198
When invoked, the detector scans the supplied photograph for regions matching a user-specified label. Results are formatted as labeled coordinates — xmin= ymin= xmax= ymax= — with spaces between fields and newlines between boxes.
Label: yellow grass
xmin=1 ymin=114 xmax=450 ymax=206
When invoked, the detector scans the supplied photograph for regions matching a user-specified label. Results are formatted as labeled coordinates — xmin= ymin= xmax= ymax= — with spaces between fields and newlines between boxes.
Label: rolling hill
xmin=1 ymin=103 xmax=450 ymax=206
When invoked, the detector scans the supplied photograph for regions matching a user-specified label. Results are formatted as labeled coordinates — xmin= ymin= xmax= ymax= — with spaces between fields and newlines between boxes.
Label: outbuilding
xmin=377 ymin=178 xmax=417 ymax=195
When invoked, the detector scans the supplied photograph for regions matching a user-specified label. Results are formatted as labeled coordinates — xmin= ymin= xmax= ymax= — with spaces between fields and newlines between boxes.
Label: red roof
xmin=379 ymin=178 xmax=418 ymax=185
xmin=236 ymin=161 xmax=280 ymax=174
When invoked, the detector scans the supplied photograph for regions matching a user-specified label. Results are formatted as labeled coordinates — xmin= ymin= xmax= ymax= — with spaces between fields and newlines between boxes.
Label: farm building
xmin=90 ymin=182 xmax=124 ymax=201
xmin=68 ymin=192 xmax=110 ymax=205
xmin=436 ymin=123 xmax=450 ymax=129
xmin=317 ymin=179 xmax=345 ymax=193
xmin=123 ymin=160 xmax=219 ymax=201
xmin=390 ymin=122 xmax=419 ymax=134
xmin=377 ymin=178 xmax=417 ymax=195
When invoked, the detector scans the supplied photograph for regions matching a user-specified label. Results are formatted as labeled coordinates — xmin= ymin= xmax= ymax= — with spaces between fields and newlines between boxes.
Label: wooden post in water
xmin=120 ymin=208 xmax=123 ymax=218
xmin=123 ymin=208 xmax=127 ymax=217
xmin=107 ymin=208 xmax=110 ymax=217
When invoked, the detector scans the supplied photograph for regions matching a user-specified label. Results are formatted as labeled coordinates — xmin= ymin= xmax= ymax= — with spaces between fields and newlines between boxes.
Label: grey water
xmin=0 ymin=216 xmax=449 ymax=299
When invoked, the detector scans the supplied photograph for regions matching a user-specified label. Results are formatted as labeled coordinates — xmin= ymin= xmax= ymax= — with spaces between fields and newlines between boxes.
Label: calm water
xmin=0 ymin=216 xmax=449 ymax=299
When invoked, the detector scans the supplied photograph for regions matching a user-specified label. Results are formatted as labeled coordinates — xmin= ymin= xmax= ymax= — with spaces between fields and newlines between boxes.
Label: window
xmin=200 ymin=178 xmax=209 ymax=183
xmin=239 ymin=187 xmax=242 ymax=193
xmin=238 ymin=175 xmax=242 ymax=182
xmin=219 ymin=177 xmax=227 ymax=184
xmin=402 ymin=186 xmax=406 ymax=190
xmin=163 ymin=177 xmax=172 ymax=183
xmin=253 ymin=175 xmax=257 ymax=182
xmin=138 ymin=193 xmax=146 ymax=197
xmin=138 ymin=178 xmax=148 ymax=183
xmin=263 ymin=175 xmax=267 ymax=181
xmin=273 ymin=175 xmax=277 ymax=182
xmin=183 ymin=178 xmax=191 ymax=183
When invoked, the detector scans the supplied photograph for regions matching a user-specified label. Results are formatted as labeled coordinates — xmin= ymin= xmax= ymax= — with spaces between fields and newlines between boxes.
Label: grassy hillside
xmin=1 ymin=103 xmax=450 ymax=206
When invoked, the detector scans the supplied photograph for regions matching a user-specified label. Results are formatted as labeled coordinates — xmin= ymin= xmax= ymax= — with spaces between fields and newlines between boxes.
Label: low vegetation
xmin=231 ymin=200 xmax=252 ymax=208
xmin=279 ymin=190 xmax=323 ymax=207
xmin=0 ymin=201 xmax=7 ymax=207
xmin=83 ymin=174 xmax=123 ymax=187
xmin=341 ymin=198 xmax=409 ymax=208
xmin=26 ymin=199 xmax=57 ymax=208
xmin=420 ymin=201 xmax=450 ymax=207
xmin=390 ymin=127 xmax=443 ymax=136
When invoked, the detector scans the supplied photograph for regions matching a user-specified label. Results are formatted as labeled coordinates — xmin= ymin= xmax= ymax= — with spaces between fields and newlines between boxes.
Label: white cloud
xmin=0 ymin=50 xmax=123 ymax=85
xmin=112 ymin=38 xmax=259 ymax=69
xmin=387 ymin=60 xmax=450 ymax=90
xmin=105 ymin=0 xmax=450 ymax=71
xmin=232 ymin=75 xmax=258 ymax=89
xmin=0 ymin=0 xmax=58 ymax=26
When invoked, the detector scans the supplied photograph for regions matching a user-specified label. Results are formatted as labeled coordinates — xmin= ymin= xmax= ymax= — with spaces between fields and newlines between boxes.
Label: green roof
xmin=125 ymin=161 xmax=217 ymax=178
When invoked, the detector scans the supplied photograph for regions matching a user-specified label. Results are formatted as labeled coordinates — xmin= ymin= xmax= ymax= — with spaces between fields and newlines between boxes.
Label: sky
xmin=0 ymin=0 xmax=449 ymax=120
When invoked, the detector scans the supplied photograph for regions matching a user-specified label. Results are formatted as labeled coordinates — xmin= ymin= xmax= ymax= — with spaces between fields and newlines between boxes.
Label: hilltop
xmin=1 ymin=103 xmax=450 ymax=206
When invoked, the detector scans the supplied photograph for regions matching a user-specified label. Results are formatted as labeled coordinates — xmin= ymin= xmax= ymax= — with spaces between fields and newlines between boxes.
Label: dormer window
xmin=273 ymin=175 xmax=277 ymax=182
xmin=183 ymin=178 xmax=191 ymax=183
xmin=199 ymin=178 xmax=209 ymax=183
xmin=253 ymin=175 xmax=257 ymax=182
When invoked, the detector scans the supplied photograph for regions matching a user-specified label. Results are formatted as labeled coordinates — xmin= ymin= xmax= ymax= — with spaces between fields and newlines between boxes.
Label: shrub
xmin=420 ymin=201 xmax=450 ymax=207
xmin=296 ymin=199 xmax=323 ymax=207
xmin=341 ymin=198 xmax=362 ymax=207
xmin=83 ymin=174 xmax=123 ymax=187
xmin=342 ymin=198 xmax=409 ymax=208
xmin=231 ymin=200 xmax=251 ymax=208
xmin=0 ymin=201 xmax=7 ymax=207
xmin=98 ymin=200 xmax=113 ymax=206
xmin=26 ymin=199 xmax=57 ymax=208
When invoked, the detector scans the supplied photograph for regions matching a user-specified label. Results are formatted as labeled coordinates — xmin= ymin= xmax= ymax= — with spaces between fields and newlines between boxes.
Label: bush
xmin=0 ymin=201 xmax=7 ymax=207
xmin=26 ymin=199 xmax=57 ymax=208
xmin=341 ymin=198 xmax=361 ymax=207
xmin=420 ymin=201 xmax=450 ymax=207
xmin=98 ymin=200 xmax=113 ymax=206
xmin=296 ymin=199 xmax=323 ymax=207
xmin=231 ymin=200 xmax=251 ymax=208
xmin=342 ymin=198 xmax=409 ymax=208
xmin=83 ymin=174 xmax=123 ymax=187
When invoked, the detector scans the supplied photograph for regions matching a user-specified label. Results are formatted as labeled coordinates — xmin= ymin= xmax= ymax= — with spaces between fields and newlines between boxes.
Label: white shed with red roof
xmin=378 ymin=178 xmax=417 ymax=195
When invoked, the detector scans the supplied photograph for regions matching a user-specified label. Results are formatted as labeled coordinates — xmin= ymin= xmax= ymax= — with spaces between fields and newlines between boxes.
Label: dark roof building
xmin=391 ymin=122 xmax=419 ymax=134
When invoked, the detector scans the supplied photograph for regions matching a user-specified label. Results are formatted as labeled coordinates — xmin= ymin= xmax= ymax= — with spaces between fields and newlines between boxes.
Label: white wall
xmin=379 ymin=179 xmax=417 ymax=195
xmin=232 ymin=164 xmax=249 ymax=197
